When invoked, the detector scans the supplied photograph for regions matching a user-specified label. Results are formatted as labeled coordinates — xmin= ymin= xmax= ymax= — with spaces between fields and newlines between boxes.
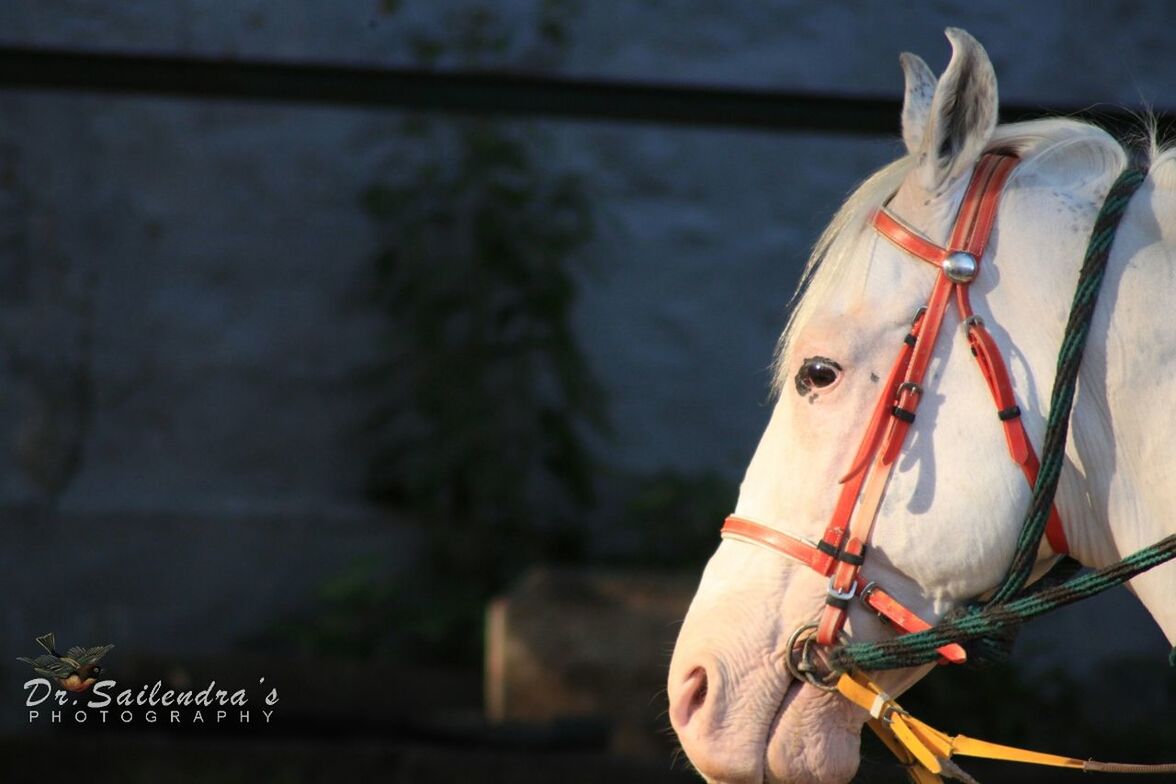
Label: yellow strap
xmin=837 ymin=673 xmax=1089 ymax=774
xmin=950 ymin=734 xmax=1085 ymax=769
xmin=867 ymin=719 xmax=944 ymax=784
xmin=902 ymin=714 xmax=955 ymax=760
xmin=837 ymin=671 xmax=888 ymax=716
xmin=888 ymin=713 xmax=944 ymax=774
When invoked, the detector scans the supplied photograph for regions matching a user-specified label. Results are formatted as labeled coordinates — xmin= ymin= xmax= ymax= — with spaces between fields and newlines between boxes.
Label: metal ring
xmin=858 ymin=581 xmax=891 ymax=626
xmin=962 ymin=314 xmax=985 ymax=332
xmin=783 ymin=622 xmax=845 ymax=692
xmin=859 ymin=580 xmax=879 ymax=602
xmin=910 ymin=306 xmax=928 ymax=326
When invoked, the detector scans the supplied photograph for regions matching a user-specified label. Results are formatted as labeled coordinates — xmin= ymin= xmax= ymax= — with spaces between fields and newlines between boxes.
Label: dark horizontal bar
xmin=0 ymin=45 xmax=1169 ymax=137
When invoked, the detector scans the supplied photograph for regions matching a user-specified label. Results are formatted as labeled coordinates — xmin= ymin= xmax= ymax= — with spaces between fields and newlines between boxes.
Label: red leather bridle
xmin=721 ymin=152 xmax=1070 ymax=670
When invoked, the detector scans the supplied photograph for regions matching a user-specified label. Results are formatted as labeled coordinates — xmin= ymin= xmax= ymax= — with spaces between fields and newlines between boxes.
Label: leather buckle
xmin=897 ymin=381 xmax=923 ymax=398
xmin=827 ymin=575 xmax=857 ymax=602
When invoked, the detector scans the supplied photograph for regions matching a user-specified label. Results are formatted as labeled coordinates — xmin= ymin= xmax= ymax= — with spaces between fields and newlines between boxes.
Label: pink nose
xmin=669 ymin=660 xmax=763 ymax=783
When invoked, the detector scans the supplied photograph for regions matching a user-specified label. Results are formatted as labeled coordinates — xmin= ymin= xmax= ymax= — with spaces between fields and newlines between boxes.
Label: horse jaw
xmin=762 ymin=684 xmax=863 ymax=784
xmin=763 ymin=664 xmax=927 ymax=784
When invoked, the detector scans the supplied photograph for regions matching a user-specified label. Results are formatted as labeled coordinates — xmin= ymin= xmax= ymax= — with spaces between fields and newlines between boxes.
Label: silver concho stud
xmin=943 ymin=251 xmax=979 ymax=283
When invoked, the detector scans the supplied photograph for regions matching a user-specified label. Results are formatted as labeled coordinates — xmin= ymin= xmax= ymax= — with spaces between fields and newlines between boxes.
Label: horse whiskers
xmin=669 ymin=746 xmax=699 ymax=776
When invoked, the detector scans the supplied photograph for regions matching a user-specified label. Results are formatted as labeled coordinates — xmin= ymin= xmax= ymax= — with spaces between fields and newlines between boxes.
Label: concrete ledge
xmin=485 ymin=567 xmax=694 ymax=758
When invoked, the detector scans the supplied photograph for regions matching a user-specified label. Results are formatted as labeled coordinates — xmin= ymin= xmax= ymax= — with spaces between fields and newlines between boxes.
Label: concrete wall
xmin=0 ymin=1 xmax=1171 ymax=664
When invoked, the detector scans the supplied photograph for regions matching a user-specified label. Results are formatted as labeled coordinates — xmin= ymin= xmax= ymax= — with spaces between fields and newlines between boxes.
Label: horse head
xmin=668 ymin=27 xmax=1176 ymax=784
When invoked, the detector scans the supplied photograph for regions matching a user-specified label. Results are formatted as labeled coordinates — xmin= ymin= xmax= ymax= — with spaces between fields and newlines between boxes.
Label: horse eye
xmin=795 ymin=356 xmax=842 ymax=395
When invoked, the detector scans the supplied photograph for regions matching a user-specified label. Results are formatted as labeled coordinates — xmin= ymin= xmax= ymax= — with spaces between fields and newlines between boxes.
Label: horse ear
xmin=899 ymin=52 xmax=935 ymax=155
xmin=916 ymin=28 xmax=998 ymax=192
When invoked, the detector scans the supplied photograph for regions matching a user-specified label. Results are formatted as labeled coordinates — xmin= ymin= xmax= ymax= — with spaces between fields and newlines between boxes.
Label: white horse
xmin=668 ymin=27 xmax=1176 ymax=784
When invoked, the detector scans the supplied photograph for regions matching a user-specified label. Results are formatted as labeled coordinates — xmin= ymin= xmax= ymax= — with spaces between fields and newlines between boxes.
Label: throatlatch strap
xmin=963 ymin=317 xmax=1068 ymax=553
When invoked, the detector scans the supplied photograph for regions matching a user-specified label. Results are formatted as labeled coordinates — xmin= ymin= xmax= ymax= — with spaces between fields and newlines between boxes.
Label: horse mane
xmin=771 ymin=117 xmax=1152 ymax=395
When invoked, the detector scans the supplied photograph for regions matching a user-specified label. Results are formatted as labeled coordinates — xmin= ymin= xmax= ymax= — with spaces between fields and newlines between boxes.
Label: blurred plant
xmin=267 ymin=1 xmax=601 ymax=667
xmin=398 ymin=0 xmax=577 ymax=69
xmin=276 ymin=0 xmax=735 ymax=665
xmin=362 ymin=123 xmax=602 ymax=508
xmin=356 ymin=118 xmax=603 ymax=662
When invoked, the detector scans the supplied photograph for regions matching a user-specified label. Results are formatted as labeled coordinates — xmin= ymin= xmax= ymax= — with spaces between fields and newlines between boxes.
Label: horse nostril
xmin=673 ymin=666 xmax=710 ymax=729
xmin=692 ymin=668 xmax=708 ymax=707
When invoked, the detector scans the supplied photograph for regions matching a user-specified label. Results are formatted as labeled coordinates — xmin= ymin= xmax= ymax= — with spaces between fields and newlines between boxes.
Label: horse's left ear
xmin=899 ymin=52 xmax=936 ymax=155
xmin=916 ymin=28 xmax=998 ymax=192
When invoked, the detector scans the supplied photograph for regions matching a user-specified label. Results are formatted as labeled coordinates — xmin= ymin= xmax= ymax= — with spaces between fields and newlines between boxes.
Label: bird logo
xmin=17 ymin=632 xmax=114 ymax=693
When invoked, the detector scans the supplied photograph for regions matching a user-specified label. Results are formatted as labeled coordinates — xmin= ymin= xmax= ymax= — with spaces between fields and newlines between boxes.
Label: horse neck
xmin=1005 ymin=166 xmax=1176 ymax=645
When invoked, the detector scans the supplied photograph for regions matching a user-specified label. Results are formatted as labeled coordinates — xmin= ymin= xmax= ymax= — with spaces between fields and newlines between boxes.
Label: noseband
xmin=722 ymin=152 xmax=1071 ymax=681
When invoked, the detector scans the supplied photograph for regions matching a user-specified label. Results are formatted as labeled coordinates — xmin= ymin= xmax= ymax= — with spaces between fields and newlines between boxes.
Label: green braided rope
xmin=988 ymin=161 xmax=1148 ymax=604
xmin=831 ymin=157 xmax=1154 ymax=672
xmin=831 ymin=534 xmax=1176 ymax=671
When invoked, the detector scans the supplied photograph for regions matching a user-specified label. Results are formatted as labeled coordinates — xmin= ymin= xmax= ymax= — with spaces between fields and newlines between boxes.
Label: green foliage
xmin=358 ymin=118 xmax=602 ymax=662
xmin=266 ymin=1 xmax=606 ymax=667
xmin=270 ymin=556 xmax=396 ymax=660
xmin=393 ymin=1 xmax=579 ymax=69
xmin=362 ymin=124 xmax=601 ymax=524
xmin=328 ymin=1 xmax=598 ymax=666
xmin=355 ymin=121 xmax=597 ymax=662
xmin=538 ymin=0 xmax=577 ymax=48
xmin=271 ymin=555 xmax=498 ymax=664
xmin=278 ymin=1 xmax=735 ymax=665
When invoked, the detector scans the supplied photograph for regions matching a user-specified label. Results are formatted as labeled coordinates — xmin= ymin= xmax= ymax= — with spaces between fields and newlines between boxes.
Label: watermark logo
xmin=17 ymin=632 xmax=279 ymax=726
xmin=18 ymin=632 xmax=112 ymax=693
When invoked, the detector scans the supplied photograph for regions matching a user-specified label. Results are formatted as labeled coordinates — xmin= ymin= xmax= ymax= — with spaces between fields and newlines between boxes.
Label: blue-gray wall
xmin=0 ymin=1 xmax=1169 ymax=668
